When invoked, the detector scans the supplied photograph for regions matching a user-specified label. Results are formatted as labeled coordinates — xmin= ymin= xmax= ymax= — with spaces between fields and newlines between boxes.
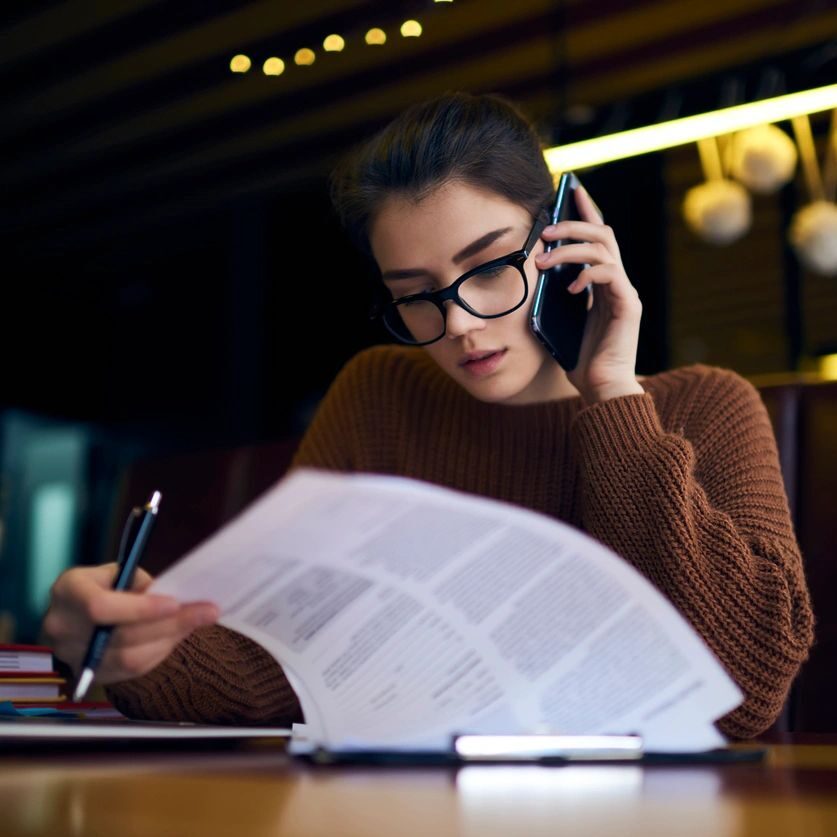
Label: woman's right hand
xmin=43 ymin=563 xmax=220 ymax=685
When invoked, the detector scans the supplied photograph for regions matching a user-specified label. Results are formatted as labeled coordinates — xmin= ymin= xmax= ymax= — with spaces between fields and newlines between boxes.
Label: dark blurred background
xmin=1 ymin=0 xmax=836 ymax=640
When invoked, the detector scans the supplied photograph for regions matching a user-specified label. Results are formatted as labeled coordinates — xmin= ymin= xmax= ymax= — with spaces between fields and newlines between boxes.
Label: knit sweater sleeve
xmin=107 ymin=353 xmax=373 ymax=723
xmin=571 ymin=367 xmax=814 ymax=739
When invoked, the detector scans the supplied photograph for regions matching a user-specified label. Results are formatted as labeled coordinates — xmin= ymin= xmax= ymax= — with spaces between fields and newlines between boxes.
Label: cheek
xmin=519 ymin=256 xmax=547 ymax=334
xmin=524 ymin=251 xmax=543 ymax=290
xmin=492 ymin=298 xmax=545 ymax=362
xmin=421 ymin=340 xmax=454 ymax=370
xmin=511 ymin=287 xmax=538 ymax=337
xmin=419 ymin=294 xmax=544 ymax=370
xmin=516 ymin=291 xmax=554 ymax=364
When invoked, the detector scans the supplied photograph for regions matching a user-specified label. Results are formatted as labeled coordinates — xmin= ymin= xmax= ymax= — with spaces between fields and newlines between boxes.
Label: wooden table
xmin=2 ymin=736 xmax=836 ymax=836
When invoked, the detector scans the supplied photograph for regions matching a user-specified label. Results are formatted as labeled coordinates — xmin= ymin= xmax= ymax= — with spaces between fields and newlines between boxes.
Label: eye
xmin=402 ymin=298 xmax=428 ymax=308
xmin=394 ymin=285 xmax=434 ymax=300
xmin=396 ymin=289 xmax=433 ymax=305
xmin=467 ymin=264 xmax=510 ymax=287
xmin=477 ymin=265 xmax=508 ymax=280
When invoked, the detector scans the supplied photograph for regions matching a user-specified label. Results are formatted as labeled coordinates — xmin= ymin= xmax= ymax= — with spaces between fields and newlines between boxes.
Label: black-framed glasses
xmin=371 ymin=211 xmax=547 ymax=346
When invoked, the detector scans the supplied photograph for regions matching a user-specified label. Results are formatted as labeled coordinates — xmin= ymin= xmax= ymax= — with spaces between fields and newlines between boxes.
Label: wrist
xmin=580 ymin=379 xmax=645 ymax=405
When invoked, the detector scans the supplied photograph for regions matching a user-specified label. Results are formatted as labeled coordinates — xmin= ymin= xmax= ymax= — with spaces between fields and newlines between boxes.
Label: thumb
xmin=131 ymin=567 xmax=155 ymax=593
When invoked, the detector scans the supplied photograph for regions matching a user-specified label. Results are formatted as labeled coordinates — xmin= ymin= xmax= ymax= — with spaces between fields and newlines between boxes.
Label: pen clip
xmin=117 ymin=507 xmax=143 ymax=566
xmin=116 ymin=492 xmax=161 ymax=567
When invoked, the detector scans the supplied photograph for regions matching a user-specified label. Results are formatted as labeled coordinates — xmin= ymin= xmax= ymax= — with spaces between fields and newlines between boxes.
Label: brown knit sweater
xmin=108 ymin=346 xmax=814 ymax=739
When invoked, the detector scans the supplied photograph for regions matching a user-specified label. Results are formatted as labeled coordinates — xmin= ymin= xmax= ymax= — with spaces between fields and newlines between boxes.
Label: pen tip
xmin=148 ymin=491 xmax=162 ymax=513
xmin=73 ymin=668 xmax=94 ymax=703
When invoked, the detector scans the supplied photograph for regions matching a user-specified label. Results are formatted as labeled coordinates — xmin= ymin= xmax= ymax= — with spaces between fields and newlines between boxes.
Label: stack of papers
xmin=152 ymin=469 xmax=742 ymax=753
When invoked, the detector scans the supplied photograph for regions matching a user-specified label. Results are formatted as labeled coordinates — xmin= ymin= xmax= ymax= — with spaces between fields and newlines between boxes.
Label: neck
xmin=551 ymin=371 xmax=582 ymax=401
xmin=502 ymin=358 xmax=581 ymax=405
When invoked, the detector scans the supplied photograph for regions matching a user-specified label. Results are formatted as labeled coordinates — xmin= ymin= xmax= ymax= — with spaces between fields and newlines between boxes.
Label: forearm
xmin=573 ymin=391 xmax=813 ymax=738
xmin=106 ymin=625 xmax=303 ymax=725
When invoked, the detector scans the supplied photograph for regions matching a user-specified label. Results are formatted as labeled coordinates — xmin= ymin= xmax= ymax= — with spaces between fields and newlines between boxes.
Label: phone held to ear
xmin=529 ymin=171 xmax=597 ymax=372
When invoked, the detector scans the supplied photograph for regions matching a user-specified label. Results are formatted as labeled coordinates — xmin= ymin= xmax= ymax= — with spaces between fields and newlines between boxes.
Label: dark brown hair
xmin=330 ymin=92 xmax=554 ymax=256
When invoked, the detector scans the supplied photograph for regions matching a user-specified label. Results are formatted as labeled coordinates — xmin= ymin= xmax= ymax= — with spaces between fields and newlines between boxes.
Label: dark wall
xmin=2 ymin=186 xmax=384 ymax=452
xmin=3 ymin=163 xmax=671 ymax=455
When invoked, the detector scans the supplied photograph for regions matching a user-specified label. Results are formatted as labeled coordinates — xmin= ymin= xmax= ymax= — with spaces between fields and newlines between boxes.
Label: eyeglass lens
xmin=384 ymin=264 xmax=526 ymax=344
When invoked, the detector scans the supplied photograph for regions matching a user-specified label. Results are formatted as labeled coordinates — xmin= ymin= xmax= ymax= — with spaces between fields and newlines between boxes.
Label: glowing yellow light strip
xmin=544 ymin=83 xmax=837 ymax=174
xmin=819 ymin=353 xmax=837 ymax=381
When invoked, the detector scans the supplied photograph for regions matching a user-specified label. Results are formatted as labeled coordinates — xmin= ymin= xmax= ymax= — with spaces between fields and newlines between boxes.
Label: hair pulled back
xmin=330 ymin=92 xmax=554 ymax=256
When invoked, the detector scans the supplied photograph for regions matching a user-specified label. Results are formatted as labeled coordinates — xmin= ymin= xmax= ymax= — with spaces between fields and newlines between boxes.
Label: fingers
xmin=101 ymin=637 xmax=190 ymax=682
xmin=568 ymin=263 xmax=617 ymax=293
xmin=52 ymin=566 xmax=180 ymax=625
xmin=51 ymin=563 xmax=155 ymax=601
xmin=540 ymin=220 xmax=620 ymax=261
xmin=132 ymin=568 xmax=155 ymax=593
xmin=568 ymin=265 xmax=642 ymax=315
xmin=43 ymin=563 xmax=223 ymax=684
xmin=101 ymin=604 xmax=218 ymax=683
xmin=570 ymin=262 xmax=637 ymax=290
xmin=575 ymin=184 xmax=604 ymax=224
xmin=111 ymin=603 xmax=219 ymax=648
xmin=536 ymin=223 xmax=637 ymax=311
xmin=541 ymin=220 xmax=616 ymax=245
xmin=536 ymin=241 xmax=612 ymax=271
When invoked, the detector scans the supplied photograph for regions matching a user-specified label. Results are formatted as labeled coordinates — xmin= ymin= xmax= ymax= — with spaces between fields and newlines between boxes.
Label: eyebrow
xmin=380 ymin=227 xmax=514 ymax=282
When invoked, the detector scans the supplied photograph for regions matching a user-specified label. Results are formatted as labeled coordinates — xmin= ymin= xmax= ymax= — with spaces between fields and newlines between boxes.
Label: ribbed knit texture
xmin=108 ymin=346 xmax=813 ymax=739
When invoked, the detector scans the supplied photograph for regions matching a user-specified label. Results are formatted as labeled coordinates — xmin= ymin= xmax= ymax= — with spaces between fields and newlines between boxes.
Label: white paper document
xmin=152 ymin=469 xmax=742 ymax=752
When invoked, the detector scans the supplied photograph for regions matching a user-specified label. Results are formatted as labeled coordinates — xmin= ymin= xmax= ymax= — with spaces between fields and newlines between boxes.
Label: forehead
xmin=369 ymin=182 xmax=530 ymax=269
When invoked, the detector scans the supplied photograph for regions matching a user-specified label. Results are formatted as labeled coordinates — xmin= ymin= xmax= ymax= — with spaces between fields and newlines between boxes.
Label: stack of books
xmin=0 ymin=643 xmax=122 ymax=718
xmin=0 ymin=643 xmax=65 ymax=705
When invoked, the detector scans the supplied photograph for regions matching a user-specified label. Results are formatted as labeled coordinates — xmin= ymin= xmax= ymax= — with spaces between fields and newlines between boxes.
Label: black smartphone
xmin=529 ymin=171 xmax=594 ymax=371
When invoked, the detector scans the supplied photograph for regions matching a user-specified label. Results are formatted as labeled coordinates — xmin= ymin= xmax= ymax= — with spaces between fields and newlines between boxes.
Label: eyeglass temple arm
xmin=524 ymin=211 xmax=549 ymax=256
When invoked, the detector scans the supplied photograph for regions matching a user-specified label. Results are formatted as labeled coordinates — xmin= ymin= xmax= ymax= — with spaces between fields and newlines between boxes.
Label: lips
xmin=458 ymin=348 xmax=508 ymax=378
xmin=458 ymin=349 xmax=504 ymax=367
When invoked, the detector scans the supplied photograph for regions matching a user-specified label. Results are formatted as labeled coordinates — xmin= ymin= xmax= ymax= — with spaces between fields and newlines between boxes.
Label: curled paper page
xmin=152 ymin=469 xmax=742 ymax=752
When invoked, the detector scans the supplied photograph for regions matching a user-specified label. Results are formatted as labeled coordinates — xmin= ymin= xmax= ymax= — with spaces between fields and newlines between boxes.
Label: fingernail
xmin=155 ymin=597 xmax=180 ymax=616
xmin=197 ymin=605 xmax=220 ymax=625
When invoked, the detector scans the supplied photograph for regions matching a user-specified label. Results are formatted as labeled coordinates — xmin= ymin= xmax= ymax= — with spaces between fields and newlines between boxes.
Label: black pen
xmin=72 ymin=490 xmax=162 ymax=702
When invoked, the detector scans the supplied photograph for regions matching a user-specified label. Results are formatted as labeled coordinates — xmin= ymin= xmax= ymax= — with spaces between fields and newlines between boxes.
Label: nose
xmin=445 ymin=300 xmax=486 ymax=340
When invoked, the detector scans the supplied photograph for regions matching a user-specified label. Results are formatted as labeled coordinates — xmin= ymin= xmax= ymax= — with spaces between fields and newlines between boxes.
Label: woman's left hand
xmin=535 ymin=185 xmax=645 ymax=404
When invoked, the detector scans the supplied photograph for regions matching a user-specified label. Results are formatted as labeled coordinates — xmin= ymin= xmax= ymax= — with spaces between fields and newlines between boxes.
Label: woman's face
xmin=370 ymin=181 xmax=576 ymax=405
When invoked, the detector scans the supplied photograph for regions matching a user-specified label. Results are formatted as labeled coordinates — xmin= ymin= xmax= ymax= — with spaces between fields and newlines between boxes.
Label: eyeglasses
xmin=371 ymin=212 xmax=547 ymax=346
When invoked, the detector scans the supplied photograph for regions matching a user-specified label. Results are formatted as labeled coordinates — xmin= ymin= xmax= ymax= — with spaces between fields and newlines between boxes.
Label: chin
xmin=457 ymin=373 xmax=529 ymax=405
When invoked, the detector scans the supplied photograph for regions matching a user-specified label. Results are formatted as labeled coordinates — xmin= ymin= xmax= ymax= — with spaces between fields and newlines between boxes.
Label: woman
xmin=44 ymin=93 xmax=813 ymax=738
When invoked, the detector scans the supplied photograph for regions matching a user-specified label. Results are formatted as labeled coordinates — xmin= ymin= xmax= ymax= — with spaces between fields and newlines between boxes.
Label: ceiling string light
xmin=323 ymin=34 xmax=345 ymax=52
xmin=401 ymin=20 xmax=422 ymax=38
xmin=262 ymin=57 xmax=285 ymax=76
xmin=230 ymin=3 xmax=451 ymax=75
xmin=229 ymin=54 xmax=251 ymax=73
